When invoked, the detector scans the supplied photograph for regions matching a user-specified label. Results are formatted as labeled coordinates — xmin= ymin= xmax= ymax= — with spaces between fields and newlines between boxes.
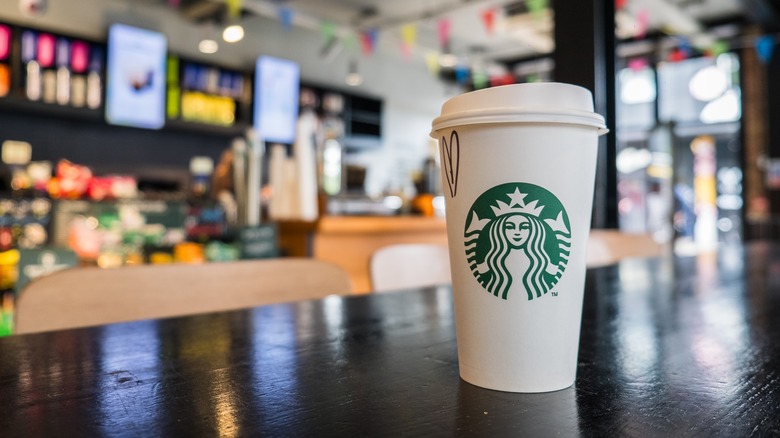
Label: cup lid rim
xmin=430 ymin=107 xmax=608 ymax=137
xmin=430 ymin=83 xmax=608 ymax=137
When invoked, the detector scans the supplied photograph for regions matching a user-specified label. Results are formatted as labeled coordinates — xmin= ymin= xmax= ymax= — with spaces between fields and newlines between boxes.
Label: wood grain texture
xmin=2 ymin=243 xmax=780 ymax=436
xmin=14 ymin=258 xmax=353 ymax=334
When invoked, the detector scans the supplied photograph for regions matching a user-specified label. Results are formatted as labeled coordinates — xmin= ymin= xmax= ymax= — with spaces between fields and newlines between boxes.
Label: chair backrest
xmin=586 ymin=229 xmax=664 ymax=267
xmin=370 ymin=243 xmax=451 ymax=293
xmin=368 ymin=233 xmax=661 ymax=292
xmin=14 ymin=258 xmax=353 ymax=334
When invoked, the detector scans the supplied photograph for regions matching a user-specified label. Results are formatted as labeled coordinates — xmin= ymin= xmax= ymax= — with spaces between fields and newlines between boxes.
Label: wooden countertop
xmin=4 ymin=244 xmax=779 ymax=436
xmin=312 ymin=215 xmax=449 ymax=293
xmin=317 ymin=215 xmax=447 ymax=234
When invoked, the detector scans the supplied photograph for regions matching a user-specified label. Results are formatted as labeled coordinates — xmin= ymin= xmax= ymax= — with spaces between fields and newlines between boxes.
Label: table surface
xmin=2 ymin=243 xmax=780 ymax=436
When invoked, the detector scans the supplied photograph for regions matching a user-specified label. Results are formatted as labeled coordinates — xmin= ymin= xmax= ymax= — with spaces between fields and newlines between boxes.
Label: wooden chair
xmin=586 ymin=229 xmax=665 ymax=267
xmin=14 ymin=258 xmax=353 ymax=334
xmin=369 ymin=243 xmax=452 ymax=293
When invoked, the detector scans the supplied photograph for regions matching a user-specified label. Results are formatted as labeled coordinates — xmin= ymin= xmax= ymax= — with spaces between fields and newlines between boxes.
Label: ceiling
xmin=173 ymin=0 xmax=771 ymax=68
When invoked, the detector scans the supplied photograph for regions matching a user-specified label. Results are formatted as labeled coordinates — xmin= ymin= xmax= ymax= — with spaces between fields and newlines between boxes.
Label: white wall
xmin=0 ymin=0 xmax=459 ymax=195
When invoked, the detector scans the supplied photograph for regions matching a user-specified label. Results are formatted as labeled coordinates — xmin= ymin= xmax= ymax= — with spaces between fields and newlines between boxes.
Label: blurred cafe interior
xmin=0 ymin=0 xmax=777 ymax=334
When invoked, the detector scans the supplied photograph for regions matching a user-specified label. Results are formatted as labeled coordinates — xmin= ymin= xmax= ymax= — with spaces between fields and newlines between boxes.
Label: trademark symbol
xmin=551 ymin=291 xmax=559 ymax=297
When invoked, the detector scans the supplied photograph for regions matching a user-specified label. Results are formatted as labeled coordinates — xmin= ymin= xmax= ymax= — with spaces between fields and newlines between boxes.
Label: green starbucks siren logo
xmin=465 ymin=182 xmax=571 ymax=301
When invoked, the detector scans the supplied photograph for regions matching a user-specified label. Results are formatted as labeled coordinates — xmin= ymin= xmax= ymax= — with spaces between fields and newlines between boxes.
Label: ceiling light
xmin=345 ymin=72 xmax=362 ymax=87
xmin=222 ymin=24 xmax=244 ymax=43
xmin=199 ymin=39 xmax=218 ymax=54
xmin=345 ymin=60 xmax=362 ymax=86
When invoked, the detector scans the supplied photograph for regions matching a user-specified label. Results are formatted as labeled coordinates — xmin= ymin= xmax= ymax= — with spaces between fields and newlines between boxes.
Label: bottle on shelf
xmin=0 ymin=24 xmax=10 ymax=97
xmin=38 ymin=33 xmax=57 ymax=103
xmin=55 ymin=37 xmax=70 ymax=105
xmin=21 ymin=31 xmax=41 ymax=101
xmin=0 ymin=24 xmax=9 ymax=61
xmin=70 ymin=40 xmax=89 ymax=108
xmin=189 ymin=156 xmax=214 ymax=202
xmin=86 ymin=47 xmax=103 ymax=109
xmin=0 ymin=64 xmax=9 ymax=98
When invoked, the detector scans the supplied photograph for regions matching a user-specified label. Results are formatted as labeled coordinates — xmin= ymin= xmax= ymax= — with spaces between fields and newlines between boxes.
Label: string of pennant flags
xmin=167 ymin=0 xmax=779 ymax=88
xmin=613 ymin=0 xmax=776 ymax=65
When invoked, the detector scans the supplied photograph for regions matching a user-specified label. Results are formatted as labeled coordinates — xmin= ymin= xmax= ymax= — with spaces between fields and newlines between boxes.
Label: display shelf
xmin=0 ymin=95 xmax=103 ymax=122
xmin=300 ymin=82 xmax=383 ymax=149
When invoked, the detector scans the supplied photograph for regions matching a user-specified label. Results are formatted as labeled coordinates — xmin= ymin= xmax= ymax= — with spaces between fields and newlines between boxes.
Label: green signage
xmin=16 ymin=248 xmax=78 ymax=293
xmin=239 ymin=224 xmax=278 ymax=259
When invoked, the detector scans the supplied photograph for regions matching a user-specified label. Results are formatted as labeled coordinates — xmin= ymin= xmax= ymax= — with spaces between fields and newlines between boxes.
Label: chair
xmin=586 ymin=229 xmax=664 ymax=267
xmin=14 ymin=258 xmax=353 ymax=335
xmin=370 ymin=243 xmax=452 ymax=293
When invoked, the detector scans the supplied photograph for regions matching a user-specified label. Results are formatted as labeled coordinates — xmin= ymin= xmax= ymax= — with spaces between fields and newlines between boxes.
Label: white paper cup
xmin=431 ymin=83 xmax=607 ymax=393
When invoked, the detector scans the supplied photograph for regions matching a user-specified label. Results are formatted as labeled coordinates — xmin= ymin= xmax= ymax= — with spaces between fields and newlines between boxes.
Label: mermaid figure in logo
xmin=479 ymin=212 xmax=558 ymax=300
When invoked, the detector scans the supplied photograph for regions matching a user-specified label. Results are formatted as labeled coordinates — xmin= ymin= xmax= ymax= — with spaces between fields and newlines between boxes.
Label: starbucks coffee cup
xmin=431 ymin=83 xmax=607 ymax=393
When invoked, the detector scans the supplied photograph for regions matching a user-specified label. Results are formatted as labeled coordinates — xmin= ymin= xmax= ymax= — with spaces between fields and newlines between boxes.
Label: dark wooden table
xmin=2 ymin=243 xmax=780 ymax=436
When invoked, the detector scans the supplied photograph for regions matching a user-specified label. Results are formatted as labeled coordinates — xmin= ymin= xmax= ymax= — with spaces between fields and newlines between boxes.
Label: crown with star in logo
xmin=490 ymin=187 xmax=545 ymax=217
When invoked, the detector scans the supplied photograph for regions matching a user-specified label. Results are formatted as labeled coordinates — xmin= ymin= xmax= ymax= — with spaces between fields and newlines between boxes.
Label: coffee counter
xmin=278 ymin=215 xmax=448 ymax=292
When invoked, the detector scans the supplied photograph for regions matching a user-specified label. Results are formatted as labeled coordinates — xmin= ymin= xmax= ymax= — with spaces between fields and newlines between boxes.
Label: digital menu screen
xmin=105 ymin=24 xmax=166 ymax=129
xmin=254 ymin=56 xmax=300 ymax=144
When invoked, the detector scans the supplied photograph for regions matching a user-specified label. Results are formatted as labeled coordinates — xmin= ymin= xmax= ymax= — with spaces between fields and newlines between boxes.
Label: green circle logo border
xmin=464 ymin=182 xmax=571 ymax=301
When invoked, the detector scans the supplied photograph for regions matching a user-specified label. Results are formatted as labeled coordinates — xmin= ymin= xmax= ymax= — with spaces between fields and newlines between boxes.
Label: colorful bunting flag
xmin=321 ymin=21 xmax=335 ymax=45
xmin=360 ymin=28 xmax=378 ymax=57
xmin=490 ymin=73 xmax=514 ymax=87
xmin=525 ymin=73 xmax=540 ymax=83
xmin=756 ymin=35 xmax=775 ymax=64
xmin=677 ymin=36 xmax=692 ymax=58
xmin=167 ymin=0 xmax=181 ymax=8
xmin=438 ymin=19 xmax=451 ymax=50
xmin=401 ymin=24 xmax=416 ymax=47
xmin=226 ymin=0 xmax=242 ymax=18
xmin=401 ymin=23 xmax=417 ymax=61
xmin=425 ymin=52 xmax=440 ymax=76
xmin=710 ymin=40 xmax=729 ymax=57
xmin=527 ymin=0 xmax=548 ymax=21
xmin=278 ymin=6 xmax=294 ymax=30
xmin=615 ymin=0 xmax=627 ymax=11
xmin=628 ymin=58 xmax=648 ymax=71
xmin=635 ymin=9 xmax=649 ymax=39
xmin=667 ymin=48 xmax=687 ymax=62
xmin=472 ymin=71 xmax=488 ymax=90
xmin=481 ymin=9 xmax=496 ymax=35
xmin=401 ymin=44 xmax=411 ymax=60
xmin=455 ymin=65 xmax=470 ymax=84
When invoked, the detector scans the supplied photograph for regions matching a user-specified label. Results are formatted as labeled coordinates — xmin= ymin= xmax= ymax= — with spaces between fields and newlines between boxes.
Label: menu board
xmin=253 ymin=56 xmax=300 ymax=144
xmin=105 ymin=24 xmax=167 ymax=129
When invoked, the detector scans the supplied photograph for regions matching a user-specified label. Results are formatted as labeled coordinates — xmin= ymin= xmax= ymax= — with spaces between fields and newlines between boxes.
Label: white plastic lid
xmin=431 ymin=82 xmax=608 ymax=136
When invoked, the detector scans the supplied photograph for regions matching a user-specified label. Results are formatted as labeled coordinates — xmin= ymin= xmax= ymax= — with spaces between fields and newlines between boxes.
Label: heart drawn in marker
xmin=441 ymin=130 xmax=460 ymax=198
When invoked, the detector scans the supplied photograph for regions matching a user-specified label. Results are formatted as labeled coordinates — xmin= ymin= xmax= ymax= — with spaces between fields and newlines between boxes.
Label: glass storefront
xmin=616 ymin=53 xmax=742 ymax=252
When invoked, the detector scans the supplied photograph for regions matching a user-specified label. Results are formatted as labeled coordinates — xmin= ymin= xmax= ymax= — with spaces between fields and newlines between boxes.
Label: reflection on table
xmin=1 ymin=242 xmax=779 ymax=436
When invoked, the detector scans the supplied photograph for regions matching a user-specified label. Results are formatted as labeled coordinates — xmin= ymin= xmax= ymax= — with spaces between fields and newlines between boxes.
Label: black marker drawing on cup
xmin=441 ymin=130 xmax=460 ymax=198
